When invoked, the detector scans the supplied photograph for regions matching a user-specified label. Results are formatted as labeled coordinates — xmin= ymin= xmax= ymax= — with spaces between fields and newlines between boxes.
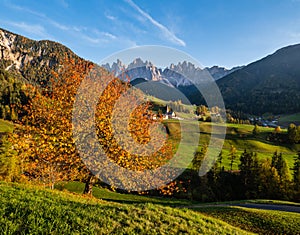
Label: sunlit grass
xmin=0 ymin=182 xmax=250 ymax=234
xmin=163 ymin=120 xmax=299 ymax=170
xmin=194 ymin=206 xmax=300 ymax=235
xmin=0 ymin=119 xmax=14 ymax=133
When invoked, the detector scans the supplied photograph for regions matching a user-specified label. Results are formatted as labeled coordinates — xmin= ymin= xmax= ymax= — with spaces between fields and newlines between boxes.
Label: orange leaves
xmin=11 ymin=57 xmax=93 ymax=185
xmin=128 ymin=102 xmax=153 ymax=145
xmin=94 ymin=74 xmax=175 ymax=173
xmin=158 ymin=180 xmax=186 ymax=196
xmin=12 ymin=56 xmax=180 ymax=193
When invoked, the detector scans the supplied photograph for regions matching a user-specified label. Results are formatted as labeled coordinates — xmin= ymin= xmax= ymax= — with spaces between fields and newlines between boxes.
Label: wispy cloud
xmin=1 ymin=20 xmax=49 ymax=38
xmin=72 ymin=26 xmax=87 ymax=32
xmin=7 ymin=3 xmax=44 ymax=17
xmin=80 ymin=29 xmax=118 ymax=45
xmin=49 ymin=20 xmax=69 ymax=31
xmin=5 ymin=2 xmax=70 ymax=31
xmin=124 ymin=0 xmax=186 ymax=46
xmin=103 ymin=32 xmax=117 ymax=40
xmin=105 ymin=12 xmax=117 ymax=21
xmin=57 ymin=0 xmax=69 ymax=8
xmin=4 ymin=2 xmax=132 ymax=48
xmin=82 ymin=35 xmax=104 ymax=44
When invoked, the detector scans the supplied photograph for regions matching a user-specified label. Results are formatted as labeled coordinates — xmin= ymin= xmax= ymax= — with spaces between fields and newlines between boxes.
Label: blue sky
xmin=1 ymin=0 xmax=300 ymax=68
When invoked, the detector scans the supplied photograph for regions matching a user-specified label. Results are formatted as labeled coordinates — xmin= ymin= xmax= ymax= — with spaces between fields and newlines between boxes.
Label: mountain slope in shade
xmin=217 ymin=44 xmax=300 ymax=115
xmin=130 ymin=78 xmax=190 ymax=103
xmin=205 ymin=65 xmax=244 ymax=80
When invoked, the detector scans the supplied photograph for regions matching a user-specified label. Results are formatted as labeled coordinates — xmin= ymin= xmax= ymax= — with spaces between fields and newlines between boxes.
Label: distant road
xmin=185 ymin=203 xmax=300 ymax=213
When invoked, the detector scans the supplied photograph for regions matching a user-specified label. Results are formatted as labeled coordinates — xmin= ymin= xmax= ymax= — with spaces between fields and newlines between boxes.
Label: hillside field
xmin=0 ymin=182 xmax=250 ymax=235
xmin=279 ymin=113 xmax=300 ymax=126
xmin=1 ymin=182 xmax=300 ymax=234
xmin=1 ymin=117 xmax=298 ymax=171
xmin=165 ymin=119 xmax=299 ymax=171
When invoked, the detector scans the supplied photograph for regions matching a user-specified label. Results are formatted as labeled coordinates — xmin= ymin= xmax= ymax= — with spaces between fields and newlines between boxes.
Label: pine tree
xmin=252 ymin=124 xmax=260 ymax=136
xmin=229 ymin=145 xmax=237 ymax=171
xmin=292 ymin=152 xmax=300 ymax=200
xmin=271 ymin=151 xmax=291 ymax=198
xmin=239 ymin=150 xmax=259 ymax=199
xmin=258 ymin=158 xmax=281 ymax=199
xmin=272 ymin=151 xmax=291 ymax=181
xmin=217 ymin=151 xmax=223 ymax=171
xmin=189 ymin=145 xmax=208 ymax=200
xmin=192 ymin=145 xmax=207 ymax=172
xmin=288 ymin=123 xmax=297 ymax=143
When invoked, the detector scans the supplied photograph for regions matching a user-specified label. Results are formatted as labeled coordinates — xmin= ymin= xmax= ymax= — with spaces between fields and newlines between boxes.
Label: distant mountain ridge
xmin=1 ymin=27 xmax=300 ymax=115
xmin=206 ymin=65 xmax=243 ymax=80
xmin=103 ymin=58 xmax=241 ymax=88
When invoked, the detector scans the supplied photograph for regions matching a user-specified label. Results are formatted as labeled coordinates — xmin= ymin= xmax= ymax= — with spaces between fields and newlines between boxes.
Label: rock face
xmin=103 ymin=58 xmax=172 ymax=86
xmin=103 ymin=58 xmax=240 ymax=88
xmin=0 ymin=28 xmax=79 ymax=85
xmin=0 ymin=30 xmax=30 ymax=70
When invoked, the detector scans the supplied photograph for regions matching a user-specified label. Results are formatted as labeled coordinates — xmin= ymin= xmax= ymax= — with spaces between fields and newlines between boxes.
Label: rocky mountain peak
xmin=0 ymin=27 xmax=80 ymax=85
xmin=103 ymin=57 xmax=242 ymax=87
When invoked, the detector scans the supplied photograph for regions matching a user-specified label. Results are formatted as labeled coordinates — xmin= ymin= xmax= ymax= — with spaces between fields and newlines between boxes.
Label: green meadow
xmin=278 ymin=112 xmax=300 ymax=126
xmin=164 ymin=120 xmax=299 ymax=170
xmin=1 ymin=114 xmax=299 ymax=171
xmin=194 ymin=206 xmax=300 ymax=235
xmin=0 ymin=182 xmax=251 ymax=235
xmin=1 ymin=181 xmax=299 ymax=234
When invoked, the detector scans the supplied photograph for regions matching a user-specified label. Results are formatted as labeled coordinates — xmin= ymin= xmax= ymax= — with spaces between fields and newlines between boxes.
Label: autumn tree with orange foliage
xmin=12 ymin=58 xmax=93 ymax=190
xmin=95 ymin=78 xmax=174 ymax=171
xmin=11 ymin=57 xmax=179 ymax=195
xmin=75 ymin=69 xmax=179 ymax=192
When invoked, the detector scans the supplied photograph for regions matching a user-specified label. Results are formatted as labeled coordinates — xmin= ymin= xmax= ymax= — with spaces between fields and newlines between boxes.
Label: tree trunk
xmin=83 ymin=173 xmax=94 ymax=195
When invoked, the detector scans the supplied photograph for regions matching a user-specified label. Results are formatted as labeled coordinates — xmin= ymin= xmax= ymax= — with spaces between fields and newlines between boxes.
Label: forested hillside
xmin=0 ymin=67 xmax=27 ymax=120
xmin=217 ymin=44 xmax=300 ymax=115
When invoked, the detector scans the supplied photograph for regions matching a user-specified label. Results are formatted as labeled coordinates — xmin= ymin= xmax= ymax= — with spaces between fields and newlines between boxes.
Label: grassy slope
xmin=211 ymin=123 xmax=298 ymax=170
xmin=0 ymin=119 xmax=14 ymax=133
xmin=2 ymin=181 xmax=299 ymax=234
xmin=151 ymin=97 xmax=299 ymax=169
xmin=152 ymin=96 xmax=299 ymax=164
xmin=60 ymin=182 xmax=300 ymax=234
xmin=0 ymin=182 xmax=251 ymax=235
xmin=165 ymin=119 xmax=299 ymax=170
xmin=194 ymin=206 xmax=300 ymax=235
xmin=278 ymin=112 xmax=300 ymax=126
